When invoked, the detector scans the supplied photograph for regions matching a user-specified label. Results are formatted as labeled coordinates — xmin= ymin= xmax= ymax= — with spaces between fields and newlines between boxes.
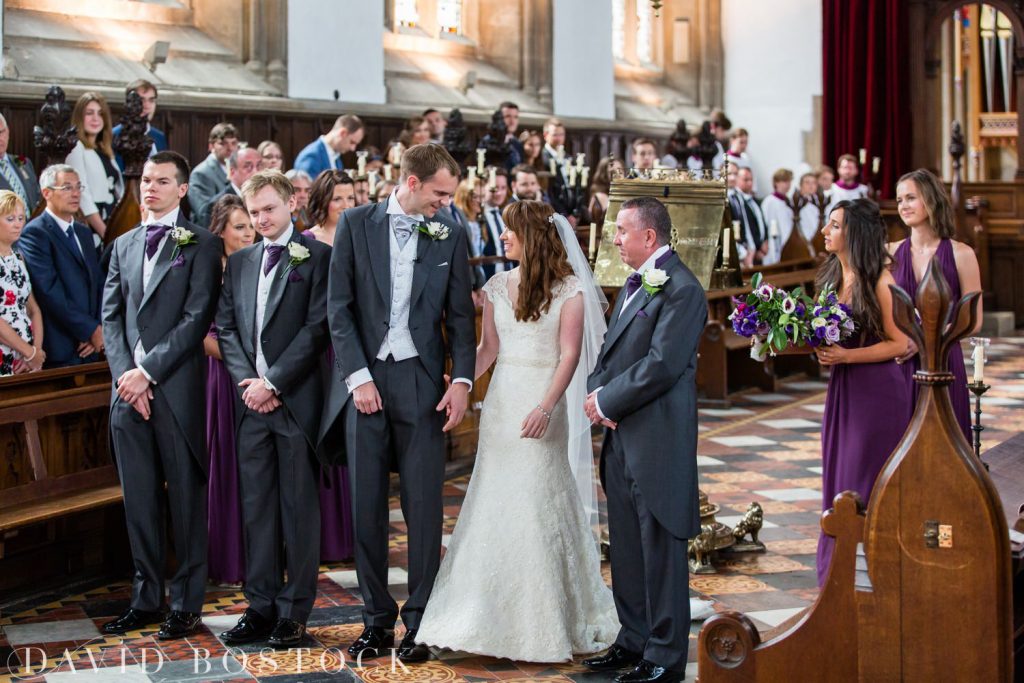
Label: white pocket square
xmin=438 ymin=261 xmax=449 ymax=267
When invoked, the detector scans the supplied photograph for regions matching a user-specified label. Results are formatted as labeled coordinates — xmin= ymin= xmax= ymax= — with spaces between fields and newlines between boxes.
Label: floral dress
xmin=0 ymin=250 xmax=33 ymax=376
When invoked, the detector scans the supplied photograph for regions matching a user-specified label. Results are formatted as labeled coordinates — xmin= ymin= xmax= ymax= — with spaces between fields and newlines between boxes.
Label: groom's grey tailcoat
xmin=588 ymin=252 xmax=707 ymax=539
xmin=102 ymin=216 xmax=221 ymax=613
xmin=320 ymin=199 xmax=476 ymax=629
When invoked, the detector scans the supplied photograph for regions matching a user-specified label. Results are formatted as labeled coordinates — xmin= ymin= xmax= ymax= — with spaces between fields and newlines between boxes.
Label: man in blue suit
xmin=112 ymin=79 xmax=168 ymax=171
xmin=0 ymin=114 xmax=42 ymax=213
xmin=17 ymin=164 xmax=104 ymax=368
xmin=293 ymin=114 xmax=364 ymax=179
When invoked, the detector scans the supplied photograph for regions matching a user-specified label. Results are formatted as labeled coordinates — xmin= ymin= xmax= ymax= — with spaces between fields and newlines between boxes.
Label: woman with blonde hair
xmin=257 ymin=140 xmax=285 ymax=171
xmin=0 ymin=190 xmax=45 ymax=375
xmin=66 ymin=92 xmax=123 ymax=238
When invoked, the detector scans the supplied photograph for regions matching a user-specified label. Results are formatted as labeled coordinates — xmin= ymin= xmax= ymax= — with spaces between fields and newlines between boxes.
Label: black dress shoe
xmin=397 ymin=628 xmax=430 ymax=663
xmin=101 ymin=608 xmax=164 ymax=635
xmin=157 ymin=611 xmax=201 ymax=640
xmin=267 ymin=618 xmax=306 ymax=648
xmin=347 ymin=626 xmax=395 ymax=660
xmin=583 ymin=644 xmax=643 ymax=671
xmin=615 ymin=660 xmax=685 ymax=683
xmin=220 ymin=609 xmax=274 ymax=645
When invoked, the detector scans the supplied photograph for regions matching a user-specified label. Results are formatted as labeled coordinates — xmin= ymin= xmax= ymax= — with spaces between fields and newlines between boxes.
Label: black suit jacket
xmin=216 ymin=231 xmax=330 ymax=450
xmin=102 ymin=213 xmax=222 ymax=469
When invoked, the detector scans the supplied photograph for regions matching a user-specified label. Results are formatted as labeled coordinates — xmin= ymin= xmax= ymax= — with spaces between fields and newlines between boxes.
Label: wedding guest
xmin=797 ymin=172 xmax=822 ymax=242
xmin=709 ymin=108 xmax=732 ymax=144
xmin=726 ymin=127 xmax=752 ymax=169
xmin=0 ymin=190 xmax=45 ymax=375
xmin=813 ymin=198 xmax=912 ymax=585
xmin=66 ymin=92 xmax=123 ymax=239
xmin=18 ymin=165 xmax=103 ymax=368
xmin=101 ymin=151 xmax=221 ymax=639
xmin=197 ymin=146 xmax=261 ymax=228
xmin=285 ymin=169 xmax=313 ymax=229
xmin=423 ymin=108 xmax=446 ymax=145
xmin=760 ymin=168 xmax=794 ymax=265
xmin=257 ymin=140 xmax=285 ymax=172
xmin=293 ymin=114 xmax=364 ymax=179
xmin=398 ymin=117 xmax=432 ymax=151
xmin=480 ymin=168 xmax=510 ymax=280
xmin=630 ymin=138 xmax=658 ymax=171
xmin=353 ymin=176 xmax=370 ymax=206
xmin=0 ymin=114 xmax=42 ymax=213
xmin=451 ymin=178 xmax=486 ymax=294
xmin=828 ymin=154 xmax=869 ymax=209
xmin=363 ymin=146 xmax=384 ymax=175
xmin=189 ymin=123 xmax=239 ymax=217
xmin=375 ymin=180 xmax=397 ymax=202
xmin=816 ymin=164 xmax=836 ymax=201
xmin=890 ymin=169 xmax=980 ymax=441
xmin=302 ymin=170 xmax=356 ymax=563
xmin=112 ymin=79 xmax=167 ymax=170
xmin=541 ymin=118 xmax=568 ymax=171
xmin=510 ymin=164 xmax=544 ymax=203
xmin=216 ymin=171 xmax=329 ymax=647
xmin=588 ymin=156 xmax=624 ymax=229
xmin=501 ymin=101 xmax=525 ymax=169
xmin=204 ymin=194 xmax=255 ymax=585
xmin=519 ymin=129 xmax=544 ymax=172
xmin=728 ymin=166 xmax=767 ymax=267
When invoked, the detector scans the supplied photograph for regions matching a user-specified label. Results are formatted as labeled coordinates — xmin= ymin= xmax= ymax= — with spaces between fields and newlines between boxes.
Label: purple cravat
xmin=624 ymin=250 xmax=672 ymax=297
xmin=264 ymin=244 xmax=285 ymax=275
xmin=145 ymin=224 xmax=169 ymax=259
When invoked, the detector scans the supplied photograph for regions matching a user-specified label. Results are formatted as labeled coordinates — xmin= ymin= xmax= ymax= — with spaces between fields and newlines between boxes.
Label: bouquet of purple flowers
xmin=728 ymin=272 xmax=813 ymax=361
xmin=805 ymin=285 xmax=855 ymax=349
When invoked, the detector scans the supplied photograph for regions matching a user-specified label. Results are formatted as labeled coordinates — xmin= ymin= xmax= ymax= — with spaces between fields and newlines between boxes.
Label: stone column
xmin=265 ymin=0 xmax=287 ymax=93
xmin=245 ymin=0 xmax=267 ymax=79
xmin=522 ymin=0 xmax=553 ymax=106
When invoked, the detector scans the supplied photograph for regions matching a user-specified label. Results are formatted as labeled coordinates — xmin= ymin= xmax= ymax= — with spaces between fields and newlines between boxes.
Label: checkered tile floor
xmin=2 ymin=338 xmax=1022 ymax=682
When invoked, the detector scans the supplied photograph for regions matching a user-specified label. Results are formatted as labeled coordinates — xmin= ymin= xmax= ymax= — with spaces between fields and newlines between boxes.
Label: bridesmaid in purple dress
xmin=304 ymin=170 xmax=356 ymax=562
xmin=890 ymin=169 xmax=982 ymax=442
xmin=204 ymin=195 xmax=255 ymax=584
xmin=813 ymin=199 xmax=913 ymax=586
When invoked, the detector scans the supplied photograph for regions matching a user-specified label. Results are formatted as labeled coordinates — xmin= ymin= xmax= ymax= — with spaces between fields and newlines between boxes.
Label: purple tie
xmin=145 ymin=224 xmax=169 ymax=259
xmin=624 ymin=272 xmax=643 ymax=298
xmin=264 ymin=244 xmax=285 ymax=275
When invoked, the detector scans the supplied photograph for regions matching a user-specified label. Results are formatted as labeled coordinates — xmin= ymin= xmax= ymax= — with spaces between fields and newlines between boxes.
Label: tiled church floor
xmin=2 ymin=338 xmax=1023 ymax=682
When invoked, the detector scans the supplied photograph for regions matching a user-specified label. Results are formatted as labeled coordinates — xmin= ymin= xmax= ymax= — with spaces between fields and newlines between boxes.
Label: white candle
xmin=732 ymin=220 xmax=741 ymax=241
xmin=859 ymin=148 xmax=867 ymax=165
xmin=575 ymin=152 xmax=586 ymax=170
xmin=476 ymin=149 xmax=486 ymax=175
xmin=722 ymin=227 xmax=731 ymax=266
xmin=588 ymin=223 xmax=597 ymax=259
xmin=357 ymin=151 xmax=367 ymax=176
xmin=568 ymin=167 xmax=577 ymax=187
xmin=367 ymin=171 xmax=377 ymax=196
xmin=467 ymin=167 xmax=477 ymax=186
xmin=549 ymin=159 xmax=557 ymax=176
xmin=770 ymin=219 xmax=779 ymax=238
xmin=973 ymin=344 xmax=985 ymax=383
xmin=488 ymin=167 xmax=496 ymax=188
xmin=581 ymin=166 xmax=589 ymax=188
xmin=872 ymin=156 xmax=881 ymax=175
xmin=556 ymin=145 xmax=565 ymax=162
xmin=384 ymin=165 xmax=392 ymax=181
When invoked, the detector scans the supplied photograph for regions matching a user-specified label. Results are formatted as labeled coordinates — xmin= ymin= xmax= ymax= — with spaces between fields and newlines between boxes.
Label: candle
xmin=859 ymin=148 xmax=867 ymax=165
xmin=549 ymin=159 xmax=557 ymax=176
xmin=769 ymin=219 xmax=779 ymax=238
xmin=575 ymin=152 xmax=586 ymax=170
xmin=973 ymin=344 xmax=985 ymax=383
xmin=568 ymin=167 xmax=577 ymax=187
xmin=722 ymin=227 xmax=731 ymax=266
xmin=556 ymin=145 xmax=565 ymax=162
xmin=357 ymin=151 xmax=367 ymax=176
xmin=467 ymin=167 xmax=477 ymax=186
xmin=476 ymin=149 xmax=486 ymax=175
xmin=581 ymin=166 xmax=589 ymax=188
xmin=488 ymin=167 xmax=496 ymax=188
xmin=367 ymin=171 xmax=377 ymax=196
xmin=732 ymin=220 xmax=741 ymax=241
xmin=384 ymin=165 xmax=392 ymax=181
xmin=588 ymin=223 xmax=597 ymax=260
xmin=872 ymin=156 xmax=881 ymax=175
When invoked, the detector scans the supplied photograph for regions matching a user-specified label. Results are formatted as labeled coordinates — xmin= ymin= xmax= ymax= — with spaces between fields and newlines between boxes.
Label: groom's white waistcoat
xmin=376 ymin=226 xmax=419 ymax=362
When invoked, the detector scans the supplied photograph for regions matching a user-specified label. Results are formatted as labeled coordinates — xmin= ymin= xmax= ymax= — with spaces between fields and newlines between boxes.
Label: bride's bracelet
xmin=24 ymin=346 xmax=37 ymax=362
xmin=535 ymin=404 xmax=552 ymax=420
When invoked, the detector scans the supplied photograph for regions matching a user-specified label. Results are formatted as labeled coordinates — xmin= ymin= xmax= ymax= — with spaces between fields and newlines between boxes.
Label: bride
xmin=416 ymin=200 xmax=619 ymax=662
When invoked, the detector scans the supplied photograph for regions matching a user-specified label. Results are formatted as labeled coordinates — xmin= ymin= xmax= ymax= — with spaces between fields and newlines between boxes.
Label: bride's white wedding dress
xmin=416 ymin=269 xmax=619 ymax=662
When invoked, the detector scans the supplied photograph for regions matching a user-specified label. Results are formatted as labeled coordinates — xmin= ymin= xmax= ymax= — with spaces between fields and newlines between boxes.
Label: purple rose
xmin=794 ymin=303 xmax=806 ymax=318
xmin=825 ymin=325 xmax=841 ymax=343
xmin=815 ymin=326 xmax=827 ymax=340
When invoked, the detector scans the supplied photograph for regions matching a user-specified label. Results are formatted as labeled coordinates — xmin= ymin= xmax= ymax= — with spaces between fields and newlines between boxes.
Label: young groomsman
xmin=101 ymin=151 xmax=221 ymax=639
xmin=216 ymin=171 xmax=330 ymax=647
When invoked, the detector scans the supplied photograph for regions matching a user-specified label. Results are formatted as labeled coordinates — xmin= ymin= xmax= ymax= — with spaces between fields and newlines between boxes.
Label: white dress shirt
xmin=134 ymin=206 xmax=180 ymax=381
xmin=256 ymin=226 xmax=294 ymax=381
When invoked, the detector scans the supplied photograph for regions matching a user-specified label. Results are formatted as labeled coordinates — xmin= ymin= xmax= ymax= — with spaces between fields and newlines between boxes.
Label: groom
xmin=321 ymin=143 xmax=476 ymax=663
xmin=584 ymin=197 xmax=707 ymax=683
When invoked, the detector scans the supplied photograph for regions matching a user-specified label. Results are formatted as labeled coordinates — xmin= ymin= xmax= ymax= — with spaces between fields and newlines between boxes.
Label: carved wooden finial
xmin=32 ymin=85 xmax=78 ymax=167
xmin=890 ymin=258 xmax=981 ymax=383
xmin=113 ymin=90 xmax=153 ymax=178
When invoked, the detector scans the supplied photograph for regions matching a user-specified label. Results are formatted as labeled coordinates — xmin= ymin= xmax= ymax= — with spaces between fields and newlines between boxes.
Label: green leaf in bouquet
xmin=751 ymin=272 xmax=762 ymax=289
xmin=780 ymin=313 xmax=791 ymax=325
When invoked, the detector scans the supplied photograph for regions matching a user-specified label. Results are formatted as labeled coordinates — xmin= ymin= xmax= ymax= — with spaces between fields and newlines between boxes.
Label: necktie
xmin=145 ymin=224 xmax=169 ymax=259
xmin=0 ymin=157 xmax=27 ymax=207
xmin=624 ymin=272 xmax=643 ymax=298
xmin=264 ymin=243 xmax=285 ymax=275
xmin=394 ymin=219 xmax=414 ymax=249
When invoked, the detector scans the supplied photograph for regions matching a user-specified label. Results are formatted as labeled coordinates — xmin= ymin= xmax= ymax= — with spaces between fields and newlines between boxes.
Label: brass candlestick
xmin=967 ymin=380 xmax=990 ymax=468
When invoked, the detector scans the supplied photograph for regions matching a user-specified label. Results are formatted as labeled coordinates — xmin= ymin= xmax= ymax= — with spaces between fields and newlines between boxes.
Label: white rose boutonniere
xmin=281 ymin=242 xmax=311 ymax=279
xmin=168 ymin=227 xmax=197 ymax=260
xmin=418 ymin=221 xmax=450 ymax=241
xmin=642 ymin=268 xmax=670 ymax=295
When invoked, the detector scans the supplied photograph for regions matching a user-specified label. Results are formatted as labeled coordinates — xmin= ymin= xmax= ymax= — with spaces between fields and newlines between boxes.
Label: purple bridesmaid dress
xmin=206 ymin=326 xmax=246 ymax=583
xmin=891 ymin=239 xmax=972 ymax=441
xmin=816 ymin=331 xmax=913 ymax=585
xmin=303 ymin=229 xmax=355 ymax=562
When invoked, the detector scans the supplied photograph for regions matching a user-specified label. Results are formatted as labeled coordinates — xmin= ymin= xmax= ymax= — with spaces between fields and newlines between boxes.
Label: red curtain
xmin=822 ymin=0 xmax=912 ymax=199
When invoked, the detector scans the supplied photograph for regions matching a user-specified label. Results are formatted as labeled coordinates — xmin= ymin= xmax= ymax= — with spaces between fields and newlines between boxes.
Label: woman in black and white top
xmin=65 ymin=92 xmax=123 ymax=240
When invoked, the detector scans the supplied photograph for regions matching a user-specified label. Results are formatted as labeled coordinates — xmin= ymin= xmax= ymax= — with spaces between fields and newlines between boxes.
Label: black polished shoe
xmin=347 ymin=626 xmax=395 ymax=660
xmin=615 ymin=660 xmax=685 ymax=683
xmin=397 ymin=628 xmax=430 ymax=663
xmin=101 ymin=608 xmax=164 ymax=635
xmin=157 ymin=611 xmax=201 ymax=640
xmin=220 ymin=609 xmax=274 ymax=645
xmin=583 ymin=644 xmax=643 ymax=671
xmin=267 ymin=618 xmax=306 ymax=648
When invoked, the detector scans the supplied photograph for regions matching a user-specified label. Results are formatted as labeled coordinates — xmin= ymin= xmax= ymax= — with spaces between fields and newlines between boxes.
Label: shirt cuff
xmin=345 ymin=367 xmax=373 ymax=394
xmin=452 ymin=377 xmax=473 ymax=392
xmin=594 ymin=387 xmax=607 ymax=421
xmin=262 ymin=376 xmax=279 ymax=395
xmin=137 ymin=363 xmax=156 ymax=385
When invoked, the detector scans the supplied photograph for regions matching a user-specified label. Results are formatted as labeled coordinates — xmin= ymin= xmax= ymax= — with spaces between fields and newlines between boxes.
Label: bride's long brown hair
xmin=502 ymin=200 xmax=574 ymax=322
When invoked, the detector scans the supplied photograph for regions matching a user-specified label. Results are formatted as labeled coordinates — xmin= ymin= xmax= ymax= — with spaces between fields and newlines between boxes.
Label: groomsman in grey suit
xmin=188 ymin=122 xmax=238 ymax=218
xmin=320 ymin=144 xmax=476 ymax=663
xmin=584 ymin=197 xmax=706 ymax=683
xmin=101 ymin=151 xmax=221 ymax=639
xmin=216 ymin=171 xmax=330 ymax=648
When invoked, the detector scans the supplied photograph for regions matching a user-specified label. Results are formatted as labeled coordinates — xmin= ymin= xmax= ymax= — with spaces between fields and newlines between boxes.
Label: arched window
xmin=612 ymin=0 xmax=659 ymax=68
xmin=438 ymin=0 xmax=463 ymax=35
xmin=395 ymin=0 xmax=419 ymax=28
xmin=635 ymin=0 xmax=653 ymax=64
xmin=613 ymin=0 xmax=626 ymax=60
